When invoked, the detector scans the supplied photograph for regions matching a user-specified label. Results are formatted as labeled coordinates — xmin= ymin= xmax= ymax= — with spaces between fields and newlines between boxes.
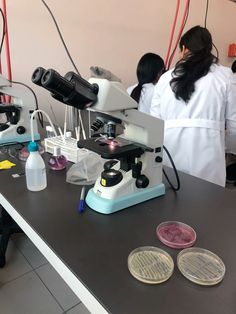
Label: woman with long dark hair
xmin=127 ymin=53 xmax=164 ymax=114
xmin=150 ymin=25 xmax=236 ymax=186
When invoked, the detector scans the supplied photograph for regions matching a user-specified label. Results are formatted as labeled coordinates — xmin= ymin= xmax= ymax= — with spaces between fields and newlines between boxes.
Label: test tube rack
xmin=44 ymin=136 xmax=88 ymax=163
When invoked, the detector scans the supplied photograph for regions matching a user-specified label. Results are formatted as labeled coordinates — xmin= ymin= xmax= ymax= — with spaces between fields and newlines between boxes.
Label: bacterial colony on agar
xmin=128 ymin=221 xmax=225 ymax=286
xmin=128 ymin=246 xmax=174 ymax=284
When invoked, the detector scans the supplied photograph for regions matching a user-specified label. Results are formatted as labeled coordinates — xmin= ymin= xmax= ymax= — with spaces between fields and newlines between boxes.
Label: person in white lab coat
xmin=150 ymin=25 xmax=236 ymax=187
xmin=127 ymin=53 xmax=164 ymax=114
xmin=225 ymin=59 xmax=236 ymax=183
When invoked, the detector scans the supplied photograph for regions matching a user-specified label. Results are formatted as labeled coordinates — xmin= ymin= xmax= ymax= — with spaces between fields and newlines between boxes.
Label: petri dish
xmin=127 ymin=246 xmax=174 ymax=284
xmin=177 ymin=247 xmax=226 ymax=286
xmin=156 ymin=221 xmax=196 ymax=249
xmin=19 ymin=144 xmax=44 ymax=161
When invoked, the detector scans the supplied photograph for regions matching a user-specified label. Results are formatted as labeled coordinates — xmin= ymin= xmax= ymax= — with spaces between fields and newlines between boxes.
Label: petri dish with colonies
xmin=128 ymin=246 xmax=174 ymax=284
xmin=156 ymin=221 xmax=196 ymax=249
xmin=177 ymin=247 xmax=226 ymax=286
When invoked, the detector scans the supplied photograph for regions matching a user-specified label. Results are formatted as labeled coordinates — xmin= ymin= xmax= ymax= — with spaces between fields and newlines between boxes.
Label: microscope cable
xmin=0 ymin=8 xmax=5 ymax=56
xmin=204 ymin=0 xmax=209 ymax=28
xmin=10 ymin=80 xmax=44 ymax=128
xmin=41 ymin=0 xmax=80 ymax=75
xmin=167 ymin=0 xmax=191 ymax=70
xmin=163 ymin=145 xmax=180 ymax=191
xmin=0 ymin=8 xmax=43 ymax=127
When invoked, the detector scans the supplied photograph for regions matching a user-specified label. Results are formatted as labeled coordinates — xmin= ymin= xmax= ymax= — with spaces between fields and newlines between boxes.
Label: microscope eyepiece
xmin=31 ymin=67 xmax=99 ymax=109
xmin=41 ymin=69 xmax=74 ymax=97
xmin=64 ymin=71 xmax=99 ymax=95
xmin=31 ymin=67 xmax=46 ymax=87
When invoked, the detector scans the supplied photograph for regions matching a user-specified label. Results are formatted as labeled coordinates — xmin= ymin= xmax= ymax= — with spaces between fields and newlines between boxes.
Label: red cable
xmin=2 ymin=0 xmax=12 ymax=82
xmin=2 ymin=0 xmax=12 ymax=103
xmin=168 ymin=0 xmax=190 ymax=69
xmin=0 ymin=60 xmax=6 ymax=103
xmin=164 ymin=0 xmax=181 ymax=67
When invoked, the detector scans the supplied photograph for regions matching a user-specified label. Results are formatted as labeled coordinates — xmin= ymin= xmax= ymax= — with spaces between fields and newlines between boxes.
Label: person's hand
xmin=90 ymin=66 xmax=122 ymax=82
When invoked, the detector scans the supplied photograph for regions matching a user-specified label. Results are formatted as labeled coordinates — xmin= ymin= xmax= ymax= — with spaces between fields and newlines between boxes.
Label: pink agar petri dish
xmin=156 ymin=221 xmax=196 ymax=249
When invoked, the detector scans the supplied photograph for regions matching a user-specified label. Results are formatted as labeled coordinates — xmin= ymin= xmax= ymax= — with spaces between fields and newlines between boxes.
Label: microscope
xmin=0 ymin=75 xmax=40 ymax=145
xmin=32 ymin=67 xmax=165 ymax=214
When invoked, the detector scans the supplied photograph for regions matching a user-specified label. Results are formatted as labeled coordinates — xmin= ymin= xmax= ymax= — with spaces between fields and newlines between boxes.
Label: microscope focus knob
xmin=17 ymin=126 xmax=26 ymax=134
xmin=132 ymin=161 xmax=142 ymax=178
xmin=136 ymin=175 xmax=149 ymax=189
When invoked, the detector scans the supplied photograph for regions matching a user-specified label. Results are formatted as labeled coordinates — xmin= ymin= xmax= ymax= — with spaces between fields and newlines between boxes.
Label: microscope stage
xmin=77 ymin=137 xmax=144 ymax=159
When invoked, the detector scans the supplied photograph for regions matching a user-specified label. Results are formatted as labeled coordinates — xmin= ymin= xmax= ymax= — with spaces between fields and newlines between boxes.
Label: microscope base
xmin=0 ymin=133 xmax=40 ymax=145
xmin=85 ymin=183 xmax=165 ymax=214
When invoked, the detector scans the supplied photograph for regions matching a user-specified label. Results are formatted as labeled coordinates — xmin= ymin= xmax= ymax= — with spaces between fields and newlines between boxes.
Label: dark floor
xmin=0 ymin=233 xmax=90 ymax=314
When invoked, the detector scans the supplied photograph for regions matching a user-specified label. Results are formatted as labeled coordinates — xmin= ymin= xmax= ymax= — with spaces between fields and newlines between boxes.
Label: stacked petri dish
xmin=128 ymin=221 xmax=225 ymax=286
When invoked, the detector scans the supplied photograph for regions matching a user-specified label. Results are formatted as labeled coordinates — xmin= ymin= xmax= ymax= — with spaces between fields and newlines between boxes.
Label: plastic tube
xmin=30 ymin=109 xmax=58 ymax=142
xmin=0 ymin=60 xmax=6 ymax=103
xmin=63 ymin=105 xmax=68 ymax=139
xmin=164 ymin=0 xmax=181 ymax=67
xmin=79 ymin=110 xmax=86 ymax=139
xmin=2 ymin=0 xmax=12 ymax=82
xmin=167 ymin=0 xmax=190 ymax=69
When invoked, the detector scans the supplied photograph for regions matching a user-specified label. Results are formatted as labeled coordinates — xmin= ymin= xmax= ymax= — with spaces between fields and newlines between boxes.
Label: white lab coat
xmin=150 ymin=64 xmax=236 ymax=187
xmin=127 ymin=83 xmax=155 ymax=114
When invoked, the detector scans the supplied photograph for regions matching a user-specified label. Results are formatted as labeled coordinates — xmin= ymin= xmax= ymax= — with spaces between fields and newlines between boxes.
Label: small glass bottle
xmin=25 ymin=141 xmax=47 ymax=191
xmin=65 ymin=131 xmax=72 ymax=139
xmin=46 ymin=125 xmax=55 ymax=138
xmin=48 ymin=146 xmax=67 ymax=171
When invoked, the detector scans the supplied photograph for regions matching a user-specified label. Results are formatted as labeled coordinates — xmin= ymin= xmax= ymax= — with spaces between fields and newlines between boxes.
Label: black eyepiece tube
xmin=31 ymin=67 xmax=46 ymax=86
xmin=65 ymin=71 xmax=99 ymax=94
xmin=41 ymin=69 xmax=74 ymax=97
xmin=31 ymin=67 xmax=99 ymax=109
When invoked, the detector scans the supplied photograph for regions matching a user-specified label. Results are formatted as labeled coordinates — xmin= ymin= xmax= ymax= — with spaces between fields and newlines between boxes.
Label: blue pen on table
xmin=78 ymin=186 xmax=86 ymax=213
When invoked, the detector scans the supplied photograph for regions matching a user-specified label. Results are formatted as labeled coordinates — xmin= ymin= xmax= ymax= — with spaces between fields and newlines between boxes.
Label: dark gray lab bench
xmin=0 ymin=157 xmax=236 ymax=314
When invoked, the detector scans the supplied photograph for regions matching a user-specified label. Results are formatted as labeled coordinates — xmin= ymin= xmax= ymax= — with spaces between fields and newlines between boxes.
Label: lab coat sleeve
xmin=225 ymin=74 xmax=236 ymax=154
xmin=150 ymin=83 xmax=162 ymax=118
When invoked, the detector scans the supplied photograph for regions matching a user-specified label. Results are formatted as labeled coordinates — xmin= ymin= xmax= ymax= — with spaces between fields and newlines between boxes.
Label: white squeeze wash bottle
xmin=25 ymin=141 xmax=47 ymax=191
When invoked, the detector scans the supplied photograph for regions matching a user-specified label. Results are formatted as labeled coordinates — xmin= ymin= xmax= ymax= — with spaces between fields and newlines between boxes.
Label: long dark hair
xmin=131 ymin=53 xmax=164 ymax=103
xmin=170 ymin=26 xmax=218 ymax=103
xmin=231 ymin=60 xmax=236 ymax=73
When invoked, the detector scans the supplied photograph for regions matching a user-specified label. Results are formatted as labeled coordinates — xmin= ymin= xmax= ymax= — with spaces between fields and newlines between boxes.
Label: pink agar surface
xmin=157 ymin=222 xmax=196 ymax=248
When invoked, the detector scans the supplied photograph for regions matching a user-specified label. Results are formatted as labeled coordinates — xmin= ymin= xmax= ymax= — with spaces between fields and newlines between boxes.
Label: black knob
xmin=17 ymin=126 xmax=26 ymax=134
xmin=136 ymin=175 xmax=149 ymax=188
xmin=101 ymin=169 xmax=123 ymax=187
xmin=155 ymin=156 xmax=162 ymax=163
xmin=0 ymin=124 xmax=9 ymax=131
xmin=155 ymin=147 xmax=162 ymax=153
xmin=132 ymin=161 xmax=142 ymax=178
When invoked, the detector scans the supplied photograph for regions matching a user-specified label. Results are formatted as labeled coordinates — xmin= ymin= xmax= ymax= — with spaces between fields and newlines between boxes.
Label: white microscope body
xmin=31 ymin=67 xmax=165 ymax=214
xmin=0 ymin=75 xmax=40 ymax=144
xmin=83 ymin=78 xmax=165 ymax=214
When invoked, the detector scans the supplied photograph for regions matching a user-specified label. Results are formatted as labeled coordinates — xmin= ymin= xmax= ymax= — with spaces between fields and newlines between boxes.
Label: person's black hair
xmin=231 ymin=60 xmax=236 ymax=73
xmin=170 ymin=25 xmax=218 ymax=103
xmin=131 ymin=53 xmax=164 ymax=103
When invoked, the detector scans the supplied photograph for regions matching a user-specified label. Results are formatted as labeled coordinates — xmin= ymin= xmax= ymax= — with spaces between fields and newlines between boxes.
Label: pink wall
xmin=3 ymin=0 xmax=236 ymax=125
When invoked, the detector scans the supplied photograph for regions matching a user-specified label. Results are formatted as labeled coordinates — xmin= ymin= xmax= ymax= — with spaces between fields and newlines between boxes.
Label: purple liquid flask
xmin=48 ymin=146 xmax=67 ymax=170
